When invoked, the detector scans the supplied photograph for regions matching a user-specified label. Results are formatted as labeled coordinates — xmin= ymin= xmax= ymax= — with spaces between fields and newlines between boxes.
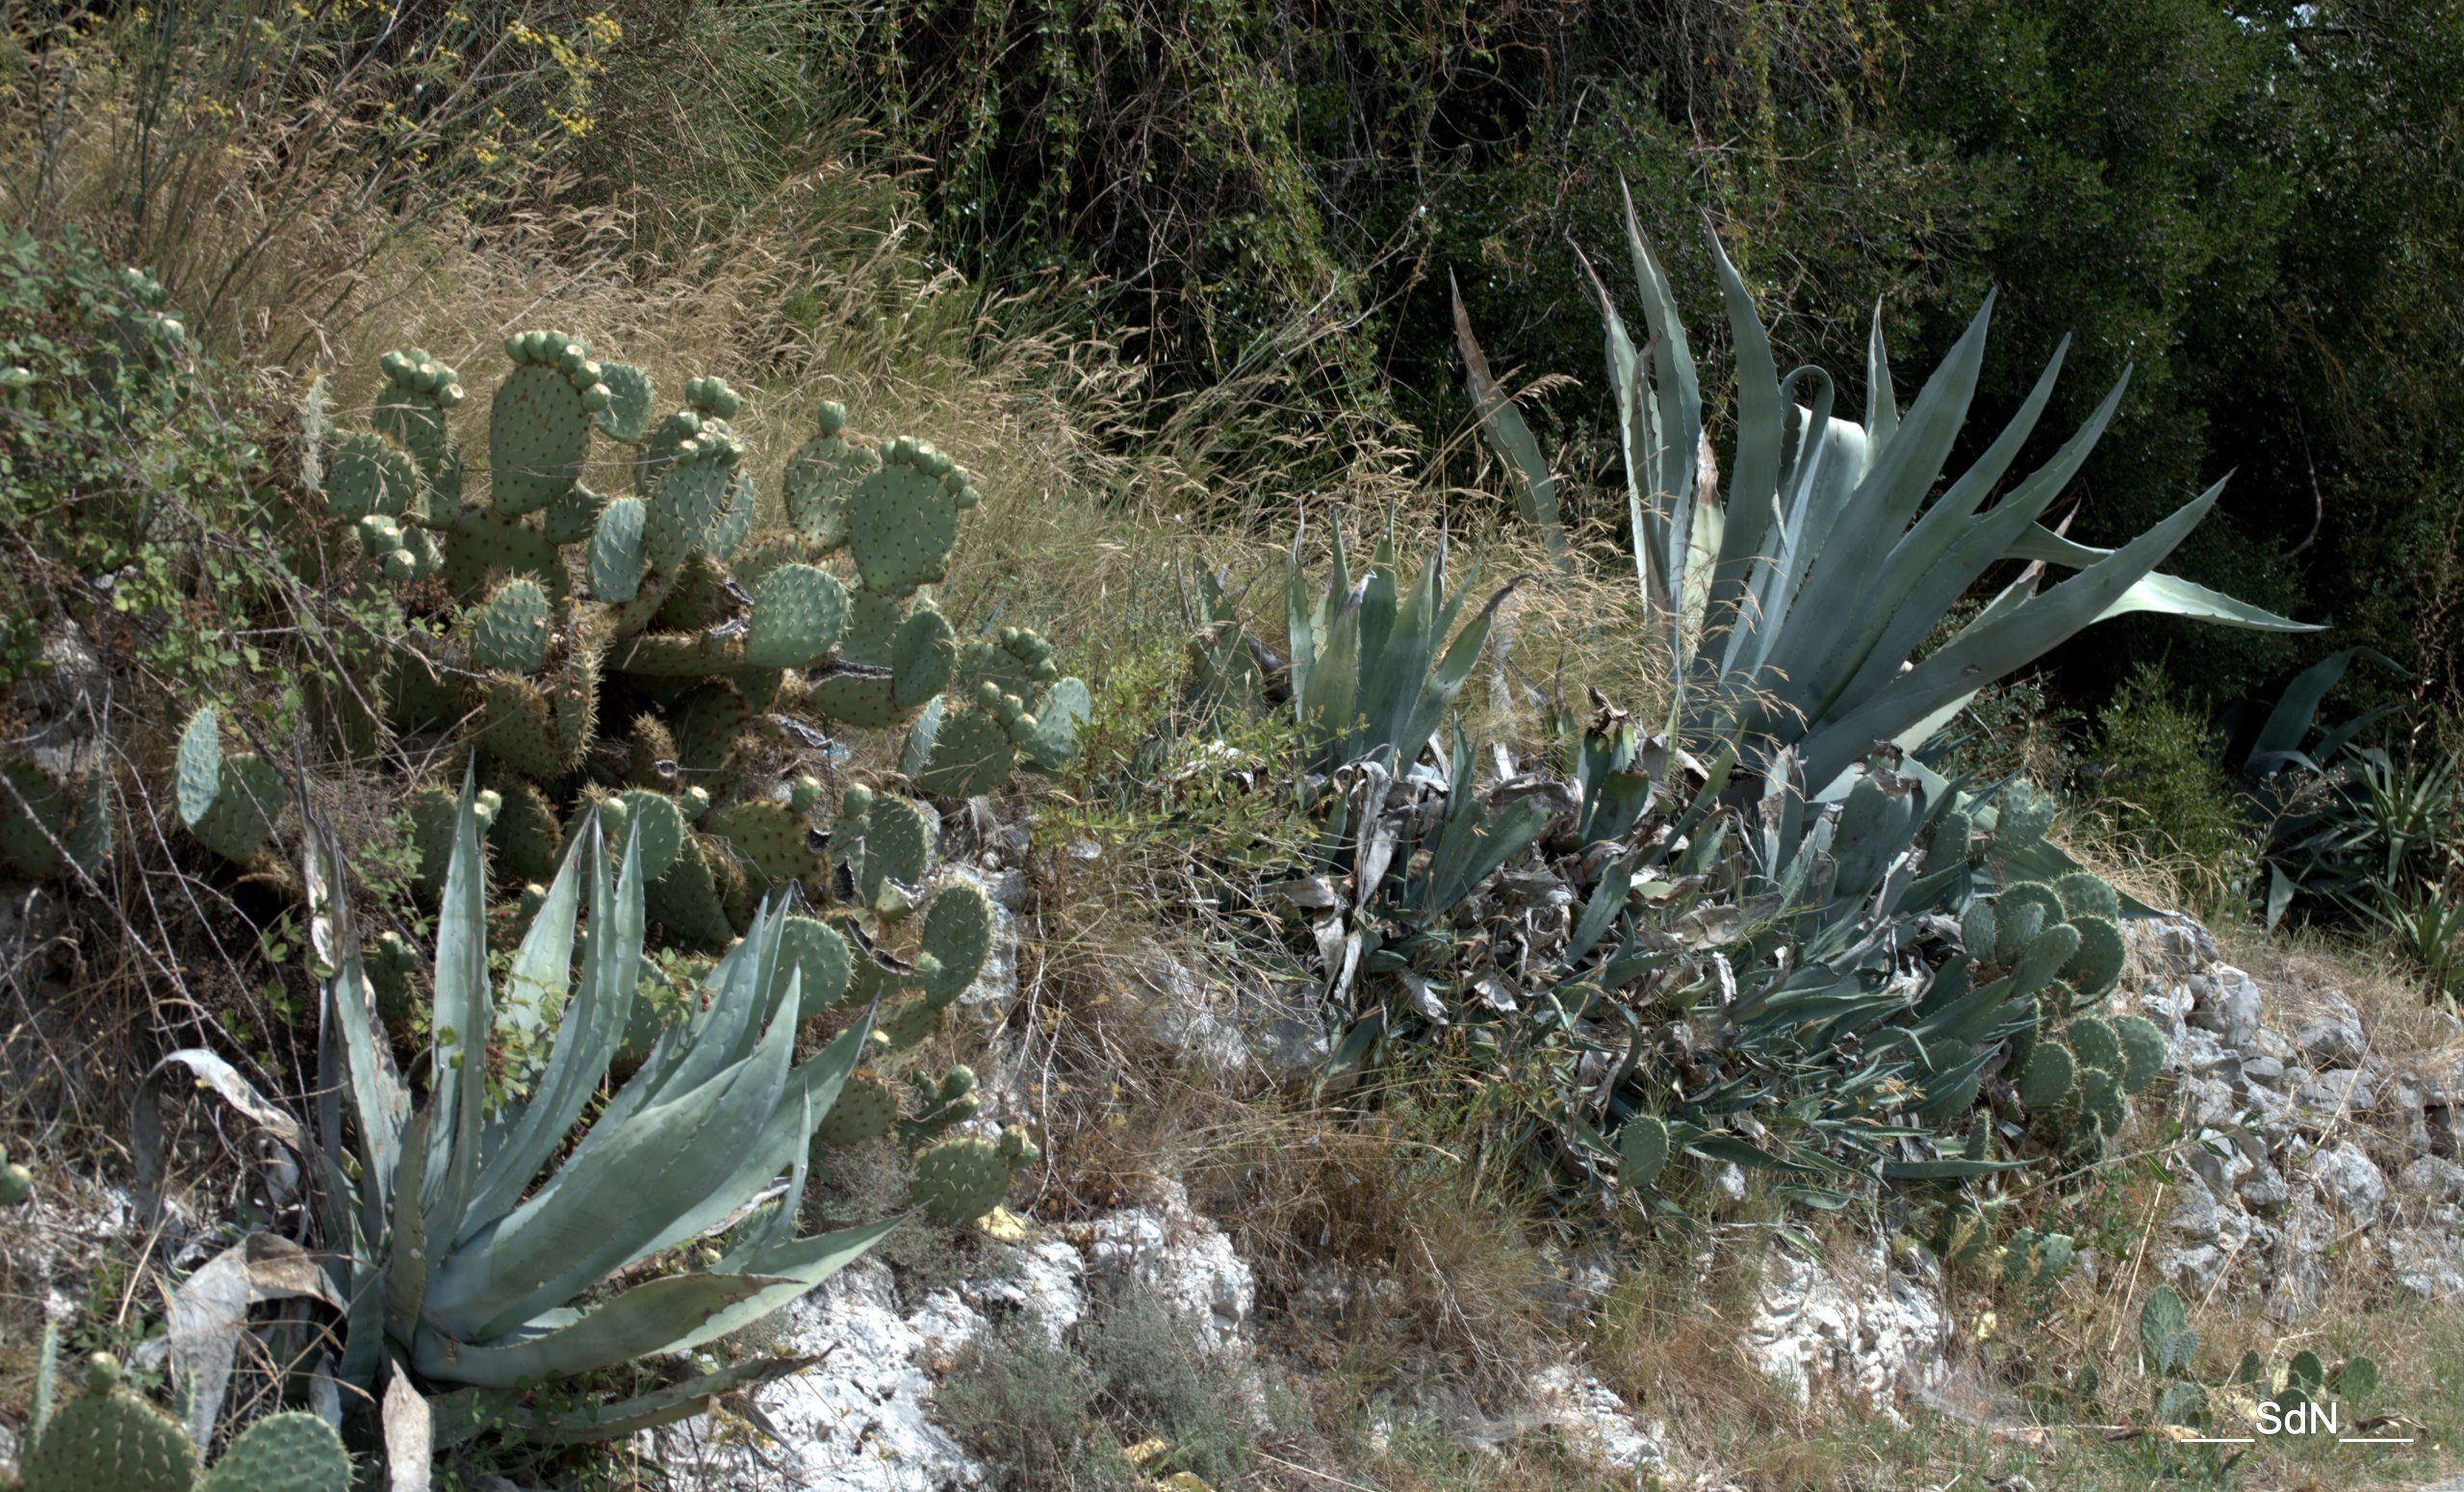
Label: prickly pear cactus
xmin=194 ymin=1411 xmax=351 ymax=1492
xmin=19 ymin=1354 xmax=197 ymax=1492
xmin=1 ymin=1143 xmax=31 ymax=1205
xmin=814 ymin=1070 xmax=897 ymax=1147
xmin=172 ymin=708 xmax=288 ymax=864
xmin=0 ymin=759 xmax=110 ymax=881
xmin=911 ymin=1126 xmax=1037 ymax=1224
xmin=1614 ymin=1115 xmax=1668 ymax=1194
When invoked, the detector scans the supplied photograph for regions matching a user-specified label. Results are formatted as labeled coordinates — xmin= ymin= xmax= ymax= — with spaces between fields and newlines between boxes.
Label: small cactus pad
xmin=706 ymin=466 xmax=757 ymax=561
xmin=644 ymin=443 xmax=737 ymax=575
xmin=911 ymin=1127 xmax=1036 ymax=1224
xmin=543 ymin=479 xmax=610 ymax=546
xmin=489 ymin=335 xmax=600 ymax=514
xmin=914 ymin=882 xmax=993 ymax=1005
xmin=477 ymin=674 xmax=571 ymax=778
xmin=592 ymin=361 xmax=654 ymax=442
xmin=2060 ymin=914 xmax=2126 ymax=998
xmin=175 ymin=707 xmax=223 ymax=824
xmin=469 ymin=577 xmax=554 ymax=674
xmin=1994 ymin=781 xmax=2056 ymax=844
xmin=0 ymin=759 xmax=68 ymax=878
xmin=744 ymin=563 xmax=850 ymax=669
xmin=1959 ymin=900 xmax=1996 ymax=961
xmin=846 ymin=441 xmax=962 ymax=597
xmin=2015 ymin=1041 xmax=2077 ymax=1109
xmin=325 ymin=428 xmax=422 ymax=520
xmin=911 ymin=705 xmax=1015 ymax=798
xmin=1018 ymin=677 xmax=1090 ymax=772
xmin=0 ymin=1144 xmax=31 ymax=1204
xmin=195 ymin=1409 xmax=353 ymax=1492
xmin=874 ymin=994 xmax=944 ymax=1052
xmin=707 ymin=799 xmax=824 ymax=887
xmin=814 ymin=1071 xmax=897 ymax=1146
xmin=1926 ymin=809 xmax=1973 ymax=868
xmin=645 ymin=835 xmax=739 ymax=950
xmin=783 ymin=411 xmax=881 ymax=546
xmin=493 ymin=780 xmax=565 ymax=884
xmin=188 ymin=755 xmax=289 ymax=863
xmin=778 ymin=913 xmax=856 ymax=1010
xmin=2114 ymin=1014 xmax=2168 ymax=1093
xmin=2010 ymin=921 xmax=2081 ymax=998
xmin=601 ymin=788 xmax=687 ymax=879
xmin=860 ymin=795 xmax=931 ymax=904
xmin=2053 ymin=870 xmax=2121 ymax=922
xmin=588 ymin=496 xmax=648 ymax=602
xmin=372 ymin=347 xmax=463 ymax=478
xmin=1615 ymin=1114 xmax=1669 ymax=1192
xmin=2066 ymin=1016 xmax=2122 ymax=1077
xmin=2077 ymin=1065 xmax=2127 ymax=1137
xmin=20 ymin=1358 xmax=198 ymax=1492
xmin=1993 ymin=896 xmax=2046 ymax=967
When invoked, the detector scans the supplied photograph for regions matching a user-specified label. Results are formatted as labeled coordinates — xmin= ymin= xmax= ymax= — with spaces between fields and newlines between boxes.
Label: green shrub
xmin=938 ymin=1312 xmax=1129 ymax=1490
xmin=2089 ymin=663 xmax=2257 ymax=906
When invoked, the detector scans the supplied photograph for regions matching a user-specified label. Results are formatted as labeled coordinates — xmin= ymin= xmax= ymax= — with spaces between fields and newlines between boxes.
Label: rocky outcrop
xmin=1741 ymin=1235 xmax=1949 ymax=1422
xmin=2131 ymin=913 xmax=2464 ymax=1321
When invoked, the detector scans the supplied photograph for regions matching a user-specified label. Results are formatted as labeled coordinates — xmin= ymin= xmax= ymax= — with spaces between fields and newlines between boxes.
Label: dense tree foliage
xmin=704 ymin=0 xmax=2463 ymax=718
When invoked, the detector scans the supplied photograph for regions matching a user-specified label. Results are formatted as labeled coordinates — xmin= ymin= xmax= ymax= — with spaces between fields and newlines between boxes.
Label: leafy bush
xmin=2088 ymin=663 xmax=2257 ymax=909
xmin=938 ymin=1313 xmax=1128 ymax=1491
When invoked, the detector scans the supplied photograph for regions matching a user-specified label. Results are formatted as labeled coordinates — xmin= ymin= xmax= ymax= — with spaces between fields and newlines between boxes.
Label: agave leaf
xmin=424 ymin=772 xmax=491 ymax=1247
xmin=1863 ymin=302 xmax=1899 ymax=459
xmin=1702 ymin=230 xmax=1786 ymax=630
xmin=1452 ymin=273 xmax=1565 ymax=563
xmin=513 ymin=1355 xmax=824 ymax=1443
xmin=1775 ymin=339 xmax=2077 ymax=732
xmin=1746 ymin=294 xmax=1997 ymax=729
xmin=414 ymin=1272 xmax=793 ymax=1387
xmin=670 ymin=1218 xmax=900 ymax=1355
xmin=618 ymin=971 xmax=883 ymax=1268
xmin=460 ymin=815 xmax=643 ymax=1241
xmin=1796 ymin=480 xmax=2231 ymax=789
xmin=423 ymin=969 xmax=800 ymax=1343
xmin=2000 ymin=526 xmax=2318 ymax=632
xmin=495 ymin=836 xmax=585 ymax=1075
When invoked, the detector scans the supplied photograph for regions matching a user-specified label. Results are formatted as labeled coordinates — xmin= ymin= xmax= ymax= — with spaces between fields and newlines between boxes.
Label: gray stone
xmin=2238 ymin=1161 xmax=2292 ymax=1213
xmin=2305 ymin=1142 xmax=2389 ymax=1228
xmin=2184 ymin=1127 xmax=2255 ymax=1200
xmin=2295 ymin=998 xmax=2368 ymax=1068
xmin=2386 ymin=1229 xmax=2464 ymax=1301
xmin=2128 ymin=913 xmax=2220 ymax=978
xmin=2159 ymin=1243 xmax=2229 ymax=1296
xmin=2185 ymin=966 xmax=2263 ymax=1049
xmin=2181 ymin=1075 xmax=2239 ymax=1131
xmin=2242 ymin=1056 xmax=2288 ymax=1090
xmin=2265 ymin=1196 xmax=2337 ymax=1324
xmin=1741 ymin=1237 xmax=1948 ymax=1423
xmin=1078 ymin=1178 xmax=1255 ymax=1350
xmin=2176 ymin=1028 xmax=2240 ymax=1081
xmin=2400 ymin=1156 xmax=2464 ymax=1203
xmin=2169 ymin=1185 xmax=2221 ymax=1241
xmin=2254 ymin=1027 xmax=2295 ymax=1064
xmin=2388 ymin=1076 xmax=2435 ymax=1159
xmin=2298 ymin=1068 xmax=2376 ymax=1117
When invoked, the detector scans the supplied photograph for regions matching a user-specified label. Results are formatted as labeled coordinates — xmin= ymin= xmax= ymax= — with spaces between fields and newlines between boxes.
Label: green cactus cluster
xmin=172 ymin=707 xmax=287 ymax=865
xmin=275 ymin=338 xmax=1086 ymax=955
xmin=911 ymin=1125 xmax=1039 ymax=1224
xmin=0 ymin=758 xmax=110 ymax=881
xmin=17 ymin=1350 xmax=349 ymax=1492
